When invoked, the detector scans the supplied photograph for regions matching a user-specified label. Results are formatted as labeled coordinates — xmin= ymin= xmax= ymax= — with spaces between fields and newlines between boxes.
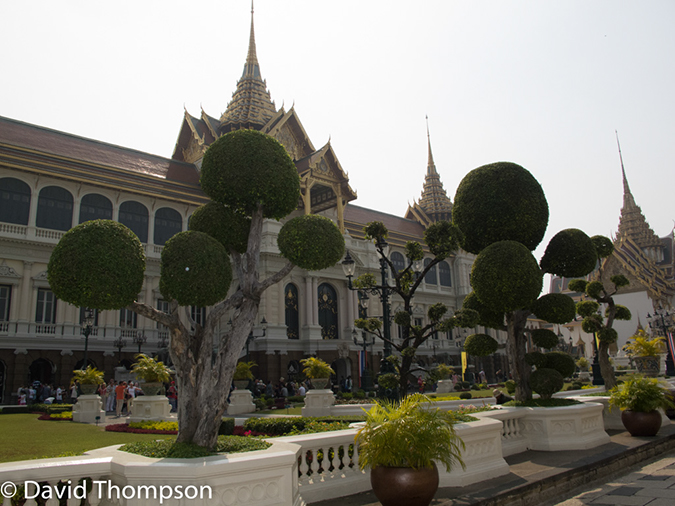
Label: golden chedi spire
xmin=615 ymin=133 xmax=663 ymax=251
xmin=220 ymin=1 xmax=277 ymax=132
xmin=417 ymin=117 xmax=453 ymax=222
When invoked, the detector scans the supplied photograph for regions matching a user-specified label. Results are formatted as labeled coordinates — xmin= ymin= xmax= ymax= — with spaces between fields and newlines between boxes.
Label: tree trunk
xmin=170 ymin=299 xmax=261 ymax=450
xmin=506 ymin=310 xmax=532 ymax=401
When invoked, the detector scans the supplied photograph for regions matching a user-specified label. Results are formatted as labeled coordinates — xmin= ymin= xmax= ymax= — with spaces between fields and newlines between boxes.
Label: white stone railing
xmin=0 ymin=441 xmax=304 ymax=506
xmin=474 ymin=407 xmax=529 ymax=456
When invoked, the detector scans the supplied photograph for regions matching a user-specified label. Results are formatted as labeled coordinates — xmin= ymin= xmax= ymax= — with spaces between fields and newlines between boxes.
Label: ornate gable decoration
xmin=0 ymin=261 xmax=20 ymax=279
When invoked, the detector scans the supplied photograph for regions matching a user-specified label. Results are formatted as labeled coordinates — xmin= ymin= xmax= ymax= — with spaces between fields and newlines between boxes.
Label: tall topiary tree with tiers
xmin=48 ymin=129 xmax=345 ymax=450
xmin=453 ymin=161 xmax=604 ymax=401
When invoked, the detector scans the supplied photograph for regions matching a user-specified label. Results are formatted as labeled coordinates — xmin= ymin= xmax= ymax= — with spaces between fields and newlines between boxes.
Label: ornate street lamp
xmin=81 ymin=308 xmax=95 ymax=370
xmin=646 ymin=306 xmax=675 ymax=377
xmin=113 ymin=338 xmax=126 ymax=365
xmin=133 ymin=331 xmax=147 ymax=354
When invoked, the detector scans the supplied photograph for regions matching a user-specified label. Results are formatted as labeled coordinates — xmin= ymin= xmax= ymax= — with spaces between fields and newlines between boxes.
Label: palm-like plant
xmin=233 ymin=361 xmax=257 ymax=381
xmin=72 ymin=366 xmax=104 ymax=385
xmin=609 ymin=376 xmax=674 ymax=413
xmin=132 ymin=354 xmax=172 ymax=383
xmin=300 ymin=357 xmax=334 ymax=379
xmin=356 ymin=393 xmax=465 ymax=471
xmin=623 ymin=331 xmax=666 ymax=357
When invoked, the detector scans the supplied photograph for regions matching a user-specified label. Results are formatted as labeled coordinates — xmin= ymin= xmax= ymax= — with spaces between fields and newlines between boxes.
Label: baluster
xmin=2 ymin=484 xmax=15 ymax=506
xmin=504 ymin=419 xmax=512 ymax=439
xmin=353 ymin=442 xmax=360 ymax=472
xmin=43 ymin=480 xmax=59 ymax=506
xmin=299 ymin=451 xmax=311 ymax=485
xmin=309 ymin=446 xmax=321 ymax=481
xmin=88 ymin=477 xmax=102 ymax=506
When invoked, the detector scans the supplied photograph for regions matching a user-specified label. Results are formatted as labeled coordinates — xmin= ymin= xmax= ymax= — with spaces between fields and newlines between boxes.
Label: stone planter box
xmin=301 ymin=390 xmax=335 ymax=417
xmin=227 ymin=389 xmax=256 ymax=415
xmin=127 ymin=395 xmax=173 ymax=423
xmin=72 ymin=394 xmax=106 ymax=424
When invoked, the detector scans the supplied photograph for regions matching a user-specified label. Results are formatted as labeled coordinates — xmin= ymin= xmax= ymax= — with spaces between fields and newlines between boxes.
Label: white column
xmin=312 ymin=277 xmax=319 ymax=326
xmin=304 ymin=277 xmax=312 ymax=327
xmin=19 ymin=261 xmax=33 ymax=321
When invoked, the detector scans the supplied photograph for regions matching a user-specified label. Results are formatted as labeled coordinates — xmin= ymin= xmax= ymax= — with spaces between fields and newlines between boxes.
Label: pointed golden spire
xmin=220 ymin=1 xmax=276 ymax=132
xmin=615 ymin=132 xmax=663 ymax=250
xmin=417 ymin=116 xmax=452 ymax=223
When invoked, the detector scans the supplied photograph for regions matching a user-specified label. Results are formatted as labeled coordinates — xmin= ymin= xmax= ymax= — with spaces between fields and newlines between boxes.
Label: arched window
xmin=318 ymin=283 xmax=338 ymax=340
xmin=0 ymin=177 xmax=31 ymax=225
xmin=285 ymin=283 xmax=299 ymax=339
xmin=154 ymin=207 xmax=182 ymax=245
xmin=36 ymin=186 xmax=73 ymax=231
xmin=439 ymin=261 xmax=452 ymax=287
xmin=79 ymin=194 xmax=112 ymax=223
xmin=391 ymin=252 xmax=405 ymax=274
xmin=424 ymin=258 xmax=437 ymax=285
xmin=119 ymin=201 xmax=149 ymax=243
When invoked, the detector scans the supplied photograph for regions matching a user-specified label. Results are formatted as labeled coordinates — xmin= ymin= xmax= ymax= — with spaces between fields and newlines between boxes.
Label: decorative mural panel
xmin=318 ymin=283 xmax=338 ymax=340
xmin=285 ymin=283 xmax=299 ymax=339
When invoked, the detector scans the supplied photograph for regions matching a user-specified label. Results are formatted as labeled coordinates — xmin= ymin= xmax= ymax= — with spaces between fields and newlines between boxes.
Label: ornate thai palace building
xmin=0 ymin=9 xmax=507 ymax=403
xmin=551 ymin=151 xmax=675 ymax=362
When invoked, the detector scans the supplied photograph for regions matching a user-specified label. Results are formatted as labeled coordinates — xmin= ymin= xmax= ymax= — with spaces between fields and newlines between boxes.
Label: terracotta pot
xmin=621 ymin=409 xmax=662 ymax=437
xmin=370 ymin=463 xmax=439 ymax=506
xmin=633 ymin=356 xmax=660 ymax=377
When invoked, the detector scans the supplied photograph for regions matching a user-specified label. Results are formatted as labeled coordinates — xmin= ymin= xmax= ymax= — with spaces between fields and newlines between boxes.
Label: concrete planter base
xmin=72 ymin=394 xmax=106 ymax=424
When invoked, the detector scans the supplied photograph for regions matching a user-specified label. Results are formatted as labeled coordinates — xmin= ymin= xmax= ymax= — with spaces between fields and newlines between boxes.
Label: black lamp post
xmin=133 ymin=331 xmax=147 ymax=354
xmin=245 ymin=317 xmax=267 ymax=362
xmin=81 ymin=308 xmax=95 ymax=370
xmin=646 ymin=306 xmax=675 ymax=377
xmin=591 ymin=330 xmax=604 ymax=386
xmin=113 ymin=338 xmax=126 ymax=365
xmin=352 ymin=328 xmax=375 ymax=390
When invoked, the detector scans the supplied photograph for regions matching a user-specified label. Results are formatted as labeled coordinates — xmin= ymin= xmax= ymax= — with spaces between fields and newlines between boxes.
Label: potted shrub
xmin=623 ymin=330 xmax=666 ymax=377
xmin=576 ymin=357 xmax=591 ymax=381
xmin=71 ymin=366 xmax=104 ymax=395
xmin=131 ymin=354 xmax=172 ymax=395
xmin=300 ymin=357 xmax=334 ymax=389
xmin=608 ymin=376 xmax=674 ymax=436
xmin=356 ymin=394 xmax=465 ymax=506
xmin=233 ymin=361 xmax=257 ymax=389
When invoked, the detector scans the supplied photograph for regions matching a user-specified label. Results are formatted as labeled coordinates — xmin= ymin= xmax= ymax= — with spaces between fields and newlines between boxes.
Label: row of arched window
xmin=391 ymin=252 xmax=452 ymax=287
xmin=0 ymin=177 xmax=183 ymax=245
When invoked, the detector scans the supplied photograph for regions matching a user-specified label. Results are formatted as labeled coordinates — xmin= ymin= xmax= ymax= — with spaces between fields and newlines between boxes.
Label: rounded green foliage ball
xmin=543 ymin=351 xmax=576 ymax=378
xmin=453 ymin=162 xmax=549 ymax=254
xmin=525 ymin=351 xmax=546 ymax=368
xmin=463 ymin=333 xmax=499 ymax=357
xmin=424 ymin=221 xmax=463 ymax=259
xmin=582 ymin=314 xmax=603 ymax=333
xmin=277 ymin=215 xmax=345 ymax=270
xmin=529 ymin=368 xmax=564 ymax=399
xmin=531 ymin=328 xmax=560 ymax=349
xmin=597 ymin=327 xmax=618 ymax=344
xmin=540 ymin=229 xmax=597 ymax=277
xmin=48 ymin=220 xmax=145 ymax=310
xmin=586 ymin=281 xmax=604 ymax=299
xmin=200 ymin=129 xmax=300 ymax=220
xmin=530 ymin=293 xmax=576 ymax=323
xmin=471 ymin=241 xmax=543 ymax=313
xmin=591 ymin=235 xmax=614 ymax=258
xmin=159 ymin=231 xmax=232 ymax=307
xmin=462 ymin=292 xmax=505 ymax=329
xmin=613 ymin=305 xmax=632 ymax=321
xmin=189 ymin=202 xmax=251 ymax=254
xmin=567 ymin=279 xmax=588 ymax=293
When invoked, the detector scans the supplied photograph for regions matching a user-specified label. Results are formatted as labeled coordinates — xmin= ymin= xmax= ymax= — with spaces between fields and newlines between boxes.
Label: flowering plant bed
xmin=38 ymin=412 xmax=73 ymax=421
xmin=106 ymin=423 xmax=178 ymax=435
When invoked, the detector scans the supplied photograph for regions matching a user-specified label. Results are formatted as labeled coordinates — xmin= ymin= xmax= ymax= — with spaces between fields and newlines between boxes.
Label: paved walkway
xmin=312 ymin=425 xmax=675 ymax=506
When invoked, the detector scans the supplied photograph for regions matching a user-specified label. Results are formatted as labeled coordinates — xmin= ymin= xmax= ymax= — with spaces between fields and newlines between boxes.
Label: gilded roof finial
xmin=243 ymin=0 xmax=259 ymax=78
xmin=426 ymin=115 xmax=436 ymax=175
xmin=616 ymin=130 xmax=635 ymax=209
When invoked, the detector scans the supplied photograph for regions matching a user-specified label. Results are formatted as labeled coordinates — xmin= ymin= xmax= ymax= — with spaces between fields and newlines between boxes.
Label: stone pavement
xmin=311 ymin=424 xmax=675 ymax=506
xmin=552 ymin=451 xmax=675 ymax=506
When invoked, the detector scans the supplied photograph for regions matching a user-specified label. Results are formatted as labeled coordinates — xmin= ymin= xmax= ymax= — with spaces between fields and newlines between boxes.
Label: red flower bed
xmin=105 ymin=423 xmax=177 ymax=435
xmin=232 ymin=425 xmax=268 ymax=437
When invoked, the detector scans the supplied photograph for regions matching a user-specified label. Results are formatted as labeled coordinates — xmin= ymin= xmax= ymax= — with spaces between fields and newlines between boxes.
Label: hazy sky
xmin=2 ymin=0 xmax=674 ymax=265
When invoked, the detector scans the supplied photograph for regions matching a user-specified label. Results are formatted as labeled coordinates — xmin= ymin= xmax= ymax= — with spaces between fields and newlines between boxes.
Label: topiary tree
xmin=453 ymin=162 xmax=600 ymax=401
xmin=47 ymin=129 xmax=345 ymax=450
xmin=351 ymin=220 xmax=478 ymax=398
xmin=568 ymin=251 xmax=632 ymax=390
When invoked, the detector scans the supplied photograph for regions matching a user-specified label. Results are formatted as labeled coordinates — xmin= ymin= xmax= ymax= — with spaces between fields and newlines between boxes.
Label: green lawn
xmin=0 ymin=414 xmax=173 ymax=463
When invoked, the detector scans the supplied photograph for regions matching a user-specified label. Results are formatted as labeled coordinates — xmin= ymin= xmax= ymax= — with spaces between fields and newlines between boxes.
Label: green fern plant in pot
xmin=72 ymin=366 xmax=105 ymax=395
xmin=131 ymin=354 xmax=172 ymax=395
xmin=356 ymin=393 xmax=465 ymax=506
xmin=609 ymin=376 xmax=674 ymax=436
xmin=300 ymin=357 xmax=334 ymax=389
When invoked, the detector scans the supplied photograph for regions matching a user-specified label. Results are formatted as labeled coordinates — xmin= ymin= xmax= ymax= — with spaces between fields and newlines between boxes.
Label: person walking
xmin=115 ymin=381 xmax=127 ymax=418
